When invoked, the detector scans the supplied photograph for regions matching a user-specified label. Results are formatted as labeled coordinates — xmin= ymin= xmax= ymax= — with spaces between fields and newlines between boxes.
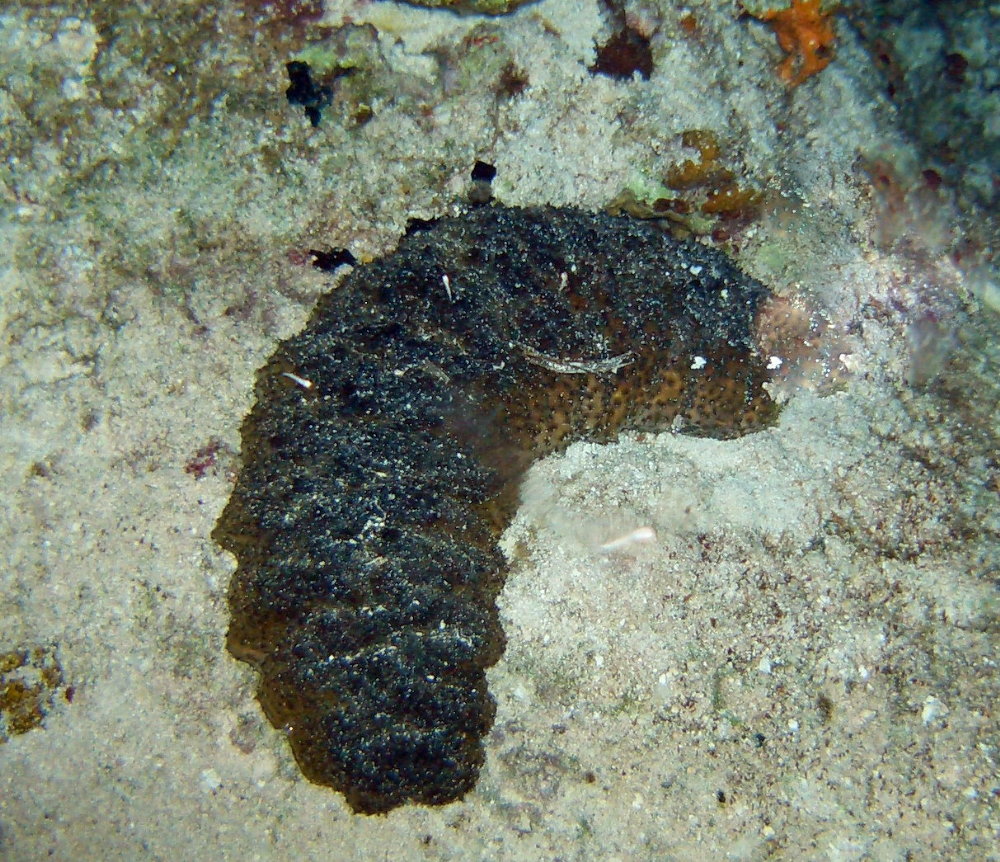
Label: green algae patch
xmin=390 ymin=0 xmax=537 ymax=14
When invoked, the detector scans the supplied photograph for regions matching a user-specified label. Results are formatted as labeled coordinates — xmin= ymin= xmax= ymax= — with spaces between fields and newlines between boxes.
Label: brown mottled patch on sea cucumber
xmin=214 ymin=205 xmax=779 ymax=814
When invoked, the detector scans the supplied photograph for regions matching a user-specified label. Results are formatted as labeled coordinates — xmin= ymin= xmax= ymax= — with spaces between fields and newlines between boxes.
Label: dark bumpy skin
xmin=214 ymin=205 xmax=778 ymax=814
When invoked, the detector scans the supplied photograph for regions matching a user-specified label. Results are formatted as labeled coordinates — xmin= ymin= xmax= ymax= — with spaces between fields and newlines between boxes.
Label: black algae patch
xmin=285 ymin=60 xmax=333 ymax=127
xmin=308 ymin=247 xmax=357 ymax=273
xmin=590 ymin=26 xmax=654 ymax=80
xmin=214 ymin=205 xmax=778 ymax=814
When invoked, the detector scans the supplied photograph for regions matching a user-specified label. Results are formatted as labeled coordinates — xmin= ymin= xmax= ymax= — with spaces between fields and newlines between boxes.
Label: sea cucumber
xmin=214 ymin=204 xmax=777 ymax=813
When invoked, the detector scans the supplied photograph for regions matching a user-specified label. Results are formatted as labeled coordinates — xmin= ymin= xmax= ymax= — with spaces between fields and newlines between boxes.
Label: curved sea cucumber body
xmin=214 ymin=205 xmax=777 ymax=814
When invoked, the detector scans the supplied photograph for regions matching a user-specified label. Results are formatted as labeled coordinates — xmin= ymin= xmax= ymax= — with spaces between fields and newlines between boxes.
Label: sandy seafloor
xmin=1 ymin=1 xmax=998 ymax=859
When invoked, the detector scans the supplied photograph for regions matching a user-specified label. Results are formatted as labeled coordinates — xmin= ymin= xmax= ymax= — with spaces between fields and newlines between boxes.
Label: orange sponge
xmin=755 ymin=0 xmax=837 ymax=87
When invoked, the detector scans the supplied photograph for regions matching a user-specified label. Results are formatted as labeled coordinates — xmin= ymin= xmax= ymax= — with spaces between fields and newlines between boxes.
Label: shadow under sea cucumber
xmin=213 ymin=204 xmax=778 ymax=814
